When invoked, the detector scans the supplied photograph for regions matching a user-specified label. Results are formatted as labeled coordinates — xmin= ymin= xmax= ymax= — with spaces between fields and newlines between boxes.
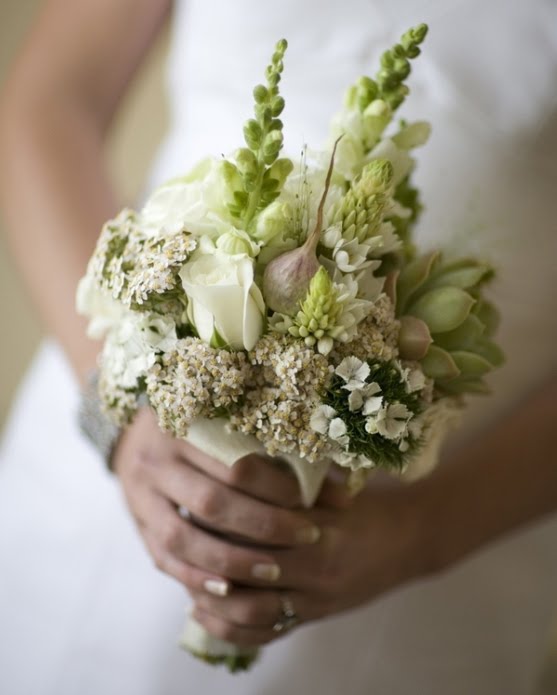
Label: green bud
xmin=253 ymin=84 xmax=268 ymax=103
xmin=244 ymin=119 xmax=263 ymax=149
xmin=263 ymin=130 xmax=283 ymax=157
xmin=221 ymin=160 xmax=241 ymax=188
xmin=268 ymin=157 xmax=294 ymax=185
xmin=275 ymin=38 xmax=288 ymax=53
xmin=235 ymin=148 xmax=258 ymax=175
xmin=216 ymin=228 xmax=259 ymax=257
xmin=271 ymin=96 xmax=285 ymax=116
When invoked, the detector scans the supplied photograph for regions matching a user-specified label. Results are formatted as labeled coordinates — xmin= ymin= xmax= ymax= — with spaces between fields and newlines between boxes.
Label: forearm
xmin=0 ymin=0 xmax=171 ymax=384
xmin=422 ymin=375 xmax=557 ymax=572
xmin=0 ymin=98 xmax=116 ymax=381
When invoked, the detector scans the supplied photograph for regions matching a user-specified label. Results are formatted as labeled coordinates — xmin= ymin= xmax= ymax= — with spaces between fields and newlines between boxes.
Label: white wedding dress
xmin=1 ymin=1 xmax=557 ymax=693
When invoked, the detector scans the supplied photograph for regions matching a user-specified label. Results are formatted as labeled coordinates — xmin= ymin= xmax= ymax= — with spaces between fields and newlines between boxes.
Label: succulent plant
xmin=388 ymin=252 xmax=505 ymax=395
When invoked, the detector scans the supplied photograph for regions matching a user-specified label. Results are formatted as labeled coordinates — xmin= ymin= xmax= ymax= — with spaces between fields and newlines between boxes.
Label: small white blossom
xmin=398 ymin=362 xmax=426 ymax=394
xmin=335 ymin=356 xmax=370 ymax=390
xmin=310 ymin=405 xmax=337 ymax=435
xmin=374 ymin=402 xmax=412 ymax=440
xmin=328 ymin=417 xmax=349 ymax=447
xmin=362 ymin=384 xmax=383 ymax=415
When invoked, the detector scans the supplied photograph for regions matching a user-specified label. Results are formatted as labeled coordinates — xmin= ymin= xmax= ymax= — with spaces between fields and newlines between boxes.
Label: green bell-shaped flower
xmin=391 ymin=252 xmax=504 ymax=395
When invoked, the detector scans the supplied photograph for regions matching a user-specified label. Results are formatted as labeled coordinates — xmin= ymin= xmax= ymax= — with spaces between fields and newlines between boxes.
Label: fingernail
xmin=252 ymin=563 xmax=281 ymax=581
xmin=204 ymin=579 xmax=229 ymax=597
xmin=295 ymin=525 xmax=321 ymax=544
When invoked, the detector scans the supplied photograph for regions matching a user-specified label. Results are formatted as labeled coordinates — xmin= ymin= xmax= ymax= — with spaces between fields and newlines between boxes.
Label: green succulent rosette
xmin=392 ymin=251 xmax=505 ymax=395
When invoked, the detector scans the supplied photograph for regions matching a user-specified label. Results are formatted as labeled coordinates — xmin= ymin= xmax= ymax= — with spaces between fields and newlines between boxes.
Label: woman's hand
xmin=188 ymin=478 xmax=432 ymax=647
xmin=113 ymin=407 xmax=326 ymax=598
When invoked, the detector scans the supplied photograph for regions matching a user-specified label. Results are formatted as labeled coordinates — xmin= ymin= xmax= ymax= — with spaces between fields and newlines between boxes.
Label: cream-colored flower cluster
xmin=86 ymin=209 xmax=196 ymax=312
xmin=144 ymin=338 xmax=249 ymax=439
xmin=230 ymin=334 xmax=333 ymax=462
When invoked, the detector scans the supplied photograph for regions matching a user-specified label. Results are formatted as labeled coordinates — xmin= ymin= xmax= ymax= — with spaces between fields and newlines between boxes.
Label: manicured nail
xmin=252 ymin=563 xmax=281 ymax=581
xmin=295 ymin=525 xmax=321 ymax=544
xmin=204 ymin=579 xmax=229 ymax=597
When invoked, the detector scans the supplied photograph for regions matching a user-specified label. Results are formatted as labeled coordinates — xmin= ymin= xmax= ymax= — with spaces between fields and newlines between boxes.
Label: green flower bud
xmin=216 ymin=228 xmax=259 ymax=257
xmin=244 ymin=119 xmax=263 ymax=149
xmin=235 ymin=148 xmax=258 ymax=176
xmin=253 ymin=84 xmax=268 ymax=103
xmin=271 ymin=96 xmax=285 ymax=116
xmin=263 ymin=130 xmax=283 ymax=158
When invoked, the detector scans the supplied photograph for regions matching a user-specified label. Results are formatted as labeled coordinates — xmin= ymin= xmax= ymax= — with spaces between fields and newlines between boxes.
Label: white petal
xmin=348 ymin=390 xmax=364 ymax=411
xmin=335 ymin=356 xmax=364 ymax=383
xmin=310 ymin=405 xmax=337 ymax=434
xmin=328 ymin=417 xmax=347 ymax=441
xmin=362 ymin=395 xmax=383 ymax=416
xmin=365 ymin=416 xmax=379 ymax=434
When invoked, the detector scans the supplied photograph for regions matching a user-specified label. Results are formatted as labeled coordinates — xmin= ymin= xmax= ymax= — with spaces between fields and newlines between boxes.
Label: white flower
xmin=310 ymin=405 xmax=349 ymax=447
xmin=102 ymin=312 xmax=177 ymax=389
xmin=328 ymin=418 xmax=349 ymax=447
xmin=348 ymin=381 xmax=383 ymax=413
xmin=362 ymin=384 xmax=383 ymax=415
xmin=310 ymin=405 xmax=337 ymax=435
xmin=321 ymin=225 xmax=377 ymax=273
xmin=335 ymin=356 xmax=370 ymax=388
xmin=179 ymin=250 xmax=265 ymax=351
xmin=398 ymin=364 xmax=426 ymax=394
xmin=369 ymin=402 xmax=412 ymax=440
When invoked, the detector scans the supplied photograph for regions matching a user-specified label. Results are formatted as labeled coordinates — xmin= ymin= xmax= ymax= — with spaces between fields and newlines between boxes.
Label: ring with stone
xmin=272 ymin=593 xmax=299 ymax=633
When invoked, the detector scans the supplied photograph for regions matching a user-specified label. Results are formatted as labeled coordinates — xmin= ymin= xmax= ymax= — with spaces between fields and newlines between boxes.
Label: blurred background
xmin=0 ymin=0 xmax=170 ymax=431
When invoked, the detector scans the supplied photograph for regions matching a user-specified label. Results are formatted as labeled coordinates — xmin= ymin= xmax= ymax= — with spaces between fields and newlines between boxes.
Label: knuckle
xmin=228 ymin=457 xmax=253 ymax=488
xmin=257 ymin=515 xmax=279 ymax=541
xmin=239 ymin=599 xmax=261 ymax=626
xmin=195 ymin=486 xmax=223 ymax=521
xmin=206 ymin=547 xmax=233 ymax=577
xmin=151 ymin=547 xmax=166 ymax=573
xmin=159 ymin=516 xmax=185 ymax=554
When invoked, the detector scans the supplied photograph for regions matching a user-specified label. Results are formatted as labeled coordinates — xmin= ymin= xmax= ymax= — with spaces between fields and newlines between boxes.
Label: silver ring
xmin=272 ymin=593 xmax=299 ymax=633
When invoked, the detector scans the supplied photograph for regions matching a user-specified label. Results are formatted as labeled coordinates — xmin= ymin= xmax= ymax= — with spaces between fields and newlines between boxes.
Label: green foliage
xmin=225 ymin=39 xmax=294 ymax=229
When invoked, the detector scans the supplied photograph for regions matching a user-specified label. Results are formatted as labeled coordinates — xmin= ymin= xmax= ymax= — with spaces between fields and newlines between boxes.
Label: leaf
xmin=396 ymin=251 xmax=440 ymax=315
xmin=433 ymin=314 xmax=485 ymax=351
xmin=409 ymin=287 xmax=475 ymax=333
xmin=474 ymin=339 xmax=506 ymax=367
xmin=441 ymin=378 xmax=491 ymax=395
xmin=425 ymin=263 xmax=494 ymax=292
xmin=398 ymin=315 xmax=432 ymax=360
xmin=450 ymin=351 xmax=493 ymax=378
xmin=472 ymin=299 xmax=501 ymax=336
xmin=383 ymin=270 xmax=399 ymax=306
xmin=421 ymin=345 xmax=460 ymax=381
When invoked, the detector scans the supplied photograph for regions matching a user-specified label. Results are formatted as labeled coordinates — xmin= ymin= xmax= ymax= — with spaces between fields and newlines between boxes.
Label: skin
xmin=1 ymin=0 xmax=556 ymax=651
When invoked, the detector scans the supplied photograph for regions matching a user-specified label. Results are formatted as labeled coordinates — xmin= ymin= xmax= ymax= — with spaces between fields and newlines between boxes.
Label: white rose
xmin=179 ymin=251 xmax=265 ymax=351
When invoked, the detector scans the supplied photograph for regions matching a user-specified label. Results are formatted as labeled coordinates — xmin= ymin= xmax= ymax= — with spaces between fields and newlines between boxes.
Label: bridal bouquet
xmin=78 ymin=24 xmax=504 ymax=671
